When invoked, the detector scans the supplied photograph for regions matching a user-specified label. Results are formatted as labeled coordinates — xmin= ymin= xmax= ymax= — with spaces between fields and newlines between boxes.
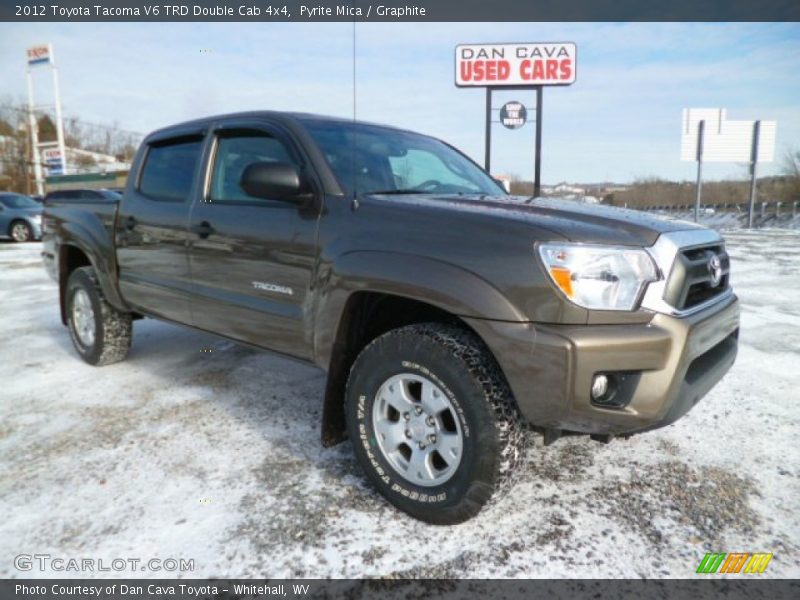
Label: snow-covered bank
xmin=1 ymin=231 xmax=798 ymax=578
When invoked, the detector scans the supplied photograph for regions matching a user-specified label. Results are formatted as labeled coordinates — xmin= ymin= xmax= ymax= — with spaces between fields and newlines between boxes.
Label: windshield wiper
xmin=367 ymin=189 xmax=429 ymax=195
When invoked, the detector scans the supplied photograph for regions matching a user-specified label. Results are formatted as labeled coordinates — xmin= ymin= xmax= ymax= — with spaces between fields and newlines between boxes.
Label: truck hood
xmin=366 ymin=193 xmax=705 ymax=247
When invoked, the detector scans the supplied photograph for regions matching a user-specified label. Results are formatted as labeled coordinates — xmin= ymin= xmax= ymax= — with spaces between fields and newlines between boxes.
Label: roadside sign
xmin=455 ymin=43 xmax=576 ymax=87
xmin=42 ymin=147 xmax=64 ymax=174
xmin=42 ymin=147 xmax=62 ymax=163
xmin=681 ymin=108 xmax=776 ymax=163
xmin=27 ymin=44 xmax=52 ymax=66
xmin=499 ymin=101 xmax=527 ymax=129
xmin=681 ymin=107 xmax=778 ymax=228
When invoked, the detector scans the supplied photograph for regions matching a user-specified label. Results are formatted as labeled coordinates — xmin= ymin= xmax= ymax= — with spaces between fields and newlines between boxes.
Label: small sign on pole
xmin=42 ymin=147 xmax=64 ymax=175
xmin=499 ymin=101 xmax=527 ymax=129
xmin=27 ymin=44 xmax=52 ymax=66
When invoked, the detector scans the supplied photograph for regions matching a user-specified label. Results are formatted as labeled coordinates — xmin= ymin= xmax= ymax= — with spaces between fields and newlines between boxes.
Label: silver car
xmin=0 ymin=193 xmax=43 ymax=242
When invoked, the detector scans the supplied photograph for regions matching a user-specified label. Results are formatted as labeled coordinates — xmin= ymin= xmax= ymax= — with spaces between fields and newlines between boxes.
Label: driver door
xmin=187 ymin=120 xmax=320 ymax=360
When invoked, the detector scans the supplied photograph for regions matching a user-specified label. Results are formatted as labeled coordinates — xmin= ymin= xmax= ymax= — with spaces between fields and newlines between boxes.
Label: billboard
xmin=681 ymin=108 xmax=777 ymax=163
xmin=455 ymin=43 xmax=576 ymax=87
xmin=27 ymin=44 xmax=52 ymax=66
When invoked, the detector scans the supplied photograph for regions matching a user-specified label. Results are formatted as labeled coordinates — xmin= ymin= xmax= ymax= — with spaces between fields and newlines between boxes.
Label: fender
xmin=57 ymin=218 xmax=128 ymax=319
xmin=312 ymin=250 xmax=527 ymax=369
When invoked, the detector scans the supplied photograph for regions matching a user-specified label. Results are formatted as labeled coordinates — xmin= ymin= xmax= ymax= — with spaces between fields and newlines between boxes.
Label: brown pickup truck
xmin=42 ymin=111 xmax=739 ymax=524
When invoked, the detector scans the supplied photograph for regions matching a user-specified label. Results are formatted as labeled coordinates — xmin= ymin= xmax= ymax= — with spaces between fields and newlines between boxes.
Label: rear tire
xmin=345 ymin=323 xmax=527 ymax=524
xmin=10 ymin=220 xmax=32 ymax=243
xmin=66 ymin=266 xmax=132 ymax=366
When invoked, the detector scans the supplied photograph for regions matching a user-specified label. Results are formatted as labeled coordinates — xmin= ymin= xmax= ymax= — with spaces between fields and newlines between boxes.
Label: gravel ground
xmin=0 ymin=230 xmax=798 ymax=578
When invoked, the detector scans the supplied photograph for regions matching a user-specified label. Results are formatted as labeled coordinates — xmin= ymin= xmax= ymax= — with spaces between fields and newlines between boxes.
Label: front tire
xmin=345 ymin=323 xmax=527 ymax=524
xmin=66 ymin=266 xmax=132 ymax=366
xmin=10 ymin=220 xmax=32 ymax=243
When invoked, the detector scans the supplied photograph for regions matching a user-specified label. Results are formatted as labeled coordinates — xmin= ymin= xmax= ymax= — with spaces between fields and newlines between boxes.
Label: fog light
xmin=591 ymin=375 xmax=609 ymax=400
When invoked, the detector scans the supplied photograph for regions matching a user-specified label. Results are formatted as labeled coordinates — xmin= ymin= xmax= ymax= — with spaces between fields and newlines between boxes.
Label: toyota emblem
xmin=708 ymin=254 xmax=723 ymax=287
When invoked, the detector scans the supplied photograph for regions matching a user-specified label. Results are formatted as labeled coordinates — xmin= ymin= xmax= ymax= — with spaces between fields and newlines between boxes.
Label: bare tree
xmin=0 ymin=98 xmax=33 ymax=193
xmin=781 ymin=148 xmax=800 ymax=200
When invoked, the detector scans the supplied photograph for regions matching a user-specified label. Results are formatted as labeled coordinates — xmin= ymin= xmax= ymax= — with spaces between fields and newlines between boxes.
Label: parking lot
xmin=1 ymin=230 xmax=798 ymax=578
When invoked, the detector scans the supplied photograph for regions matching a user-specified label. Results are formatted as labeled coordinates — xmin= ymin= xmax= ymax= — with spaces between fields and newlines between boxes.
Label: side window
xmin=139 ymin=138 xmax=203 ymax=201
xmin=209 ymin=132 xmax=295 ymax=202
xmin=46 ymin=190 xmax=79 ymax=202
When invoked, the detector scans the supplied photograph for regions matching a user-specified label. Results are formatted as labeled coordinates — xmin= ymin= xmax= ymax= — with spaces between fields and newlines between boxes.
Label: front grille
xmin=663 ymin=244 xmax=730 ymax=311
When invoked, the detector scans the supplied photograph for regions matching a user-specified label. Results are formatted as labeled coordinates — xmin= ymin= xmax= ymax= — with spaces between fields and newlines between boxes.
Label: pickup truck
xmin=42 ymin=111 xmax=740 ymax=524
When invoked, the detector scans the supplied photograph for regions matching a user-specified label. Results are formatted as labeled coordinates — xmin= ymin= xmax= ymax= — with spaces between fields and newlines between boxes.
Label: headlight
xmin=538 ymin=242 xmax=659 ymax=311
xmin=32 ymin=214 xmax=42 ymax=223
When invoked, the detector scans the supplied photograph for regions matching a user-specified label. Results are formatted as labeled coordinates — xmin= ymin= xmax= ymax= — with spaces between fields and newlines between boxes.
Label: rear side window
xmin=45 ymin=191 xmax=77 ymax=202
xmin=139 ymin=138 xmax=202 ymax=201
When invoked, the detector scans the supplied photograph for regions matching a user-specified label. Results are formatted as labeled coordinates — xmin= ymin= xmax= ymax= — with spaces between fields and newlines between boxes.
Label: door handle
xmin=124 ymin=216 xmax=137 ymax=231
xmin=192 ymin=221 xmax=215 ymax=239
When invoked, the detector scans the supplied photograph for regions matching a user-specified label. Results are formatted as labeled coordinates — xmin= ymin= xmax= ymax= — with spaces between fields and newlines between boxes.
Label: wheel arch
xmin=315 ymin=252 xmax=526 ymax=447
xmin=58 ymin=244 xmax=93 ymax=324
xmin=57 ymin=239 xmax=127 ymax=325
xmin=318 ymin=289 xmax=513 ymax=447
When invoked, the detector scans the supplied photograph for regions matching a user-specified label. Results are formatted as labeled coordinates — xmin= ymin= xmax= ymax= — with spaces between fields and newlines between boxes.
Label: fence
xmin=636 ymin=200 xmax=800 ymax=229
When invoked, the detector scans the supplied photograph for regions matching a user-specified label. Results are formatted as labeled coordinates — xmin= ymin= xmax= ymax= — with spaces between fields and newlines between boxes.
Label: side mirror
xmin=240 ymin=161 xmax=305 ymax=202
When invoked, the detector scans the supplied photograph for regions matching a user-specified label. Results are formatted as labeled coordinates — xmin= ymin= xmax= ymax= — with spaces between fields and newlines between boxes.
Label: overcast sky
xmin=0 ymin=22 xmax=798 ymax=184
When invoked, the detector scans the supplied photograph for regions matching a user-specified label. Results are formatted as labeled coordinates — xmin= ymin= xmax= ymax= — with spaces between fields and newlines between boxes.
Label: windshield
xmin=304 ymin=120 xmax=505 ymax=197
xmin=0 ymin=194 xmax=39 ymax=209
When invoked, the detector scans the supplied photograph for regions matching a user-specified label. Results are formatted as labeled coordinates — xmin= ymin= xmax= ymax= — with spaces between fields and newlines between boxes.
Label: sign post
xmin=694 ymin=120 xmax=704 ymax=223
xmin=455 ymin=42 xmax=576 ymax=196
xmin=484 ymin=88 xmax=492 ymax=172
xmin=25 ymin=62 xmax=44 ymax=196
xmin=534 ymin=86 xmax=543 ymax=197
xmin=747 ymin=121 xmax=761 ymax=229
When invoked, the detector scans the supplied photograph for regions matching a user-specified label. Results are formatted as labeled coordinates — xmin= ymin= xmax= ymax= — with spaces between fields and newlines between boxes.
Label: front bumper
xmin=464 ymin=293 xmax=740 ymax=435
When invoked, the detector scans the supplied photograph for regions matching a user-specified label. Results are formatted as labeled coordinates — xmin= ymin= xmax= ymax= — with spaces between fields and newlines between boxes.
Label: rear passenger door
xmin=116 ymin=130 xmax=206 ymax=324
xmin=187 ymin=121 xmax=320 ymax=359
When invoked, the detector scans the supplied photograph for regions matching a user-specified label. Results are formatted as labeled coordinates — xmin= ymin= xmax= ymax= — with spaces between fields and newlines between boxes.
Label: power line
xmin=0 ymin=104 xmax=143 ymax=138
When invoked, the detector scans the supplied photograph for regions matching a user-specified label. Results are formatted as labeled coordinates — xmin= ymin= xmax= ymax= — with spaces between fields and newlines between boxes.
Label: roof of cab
xmin=144 ymin=111 xmax=415 ymax=142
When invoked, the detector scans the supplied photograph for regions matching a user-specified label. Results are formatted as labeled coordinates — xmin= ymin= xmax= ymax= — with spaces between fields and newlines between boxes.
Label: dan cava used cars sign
xmin=455 ymin=43 xmax=577 ymax=87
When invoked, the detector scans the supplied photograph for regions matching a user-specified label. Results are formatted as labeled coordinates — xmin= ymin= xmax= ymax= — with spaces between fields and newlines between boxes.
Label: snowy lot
xmin=1 ymin=230 xmax=798 ymax=579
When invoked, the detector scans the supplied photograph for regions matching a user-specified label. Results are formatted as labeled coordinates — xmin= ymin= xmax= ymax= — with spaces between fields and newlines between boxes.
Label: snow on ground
xmin=0 ymin=231 xmax=798 ymax=579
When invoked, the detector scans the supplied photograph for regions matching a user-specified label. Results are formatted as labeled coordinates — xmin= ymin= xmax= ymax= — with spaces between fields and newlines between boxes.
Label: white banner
xmin=681 ymin=108 xmax=776 ymax=163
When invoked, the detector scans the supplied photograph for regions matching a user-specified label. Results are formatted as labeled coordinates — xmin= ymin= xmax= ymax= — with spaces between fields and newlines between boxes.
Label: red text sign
xmin=455 ymin=43 xmax=576 ymax=87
